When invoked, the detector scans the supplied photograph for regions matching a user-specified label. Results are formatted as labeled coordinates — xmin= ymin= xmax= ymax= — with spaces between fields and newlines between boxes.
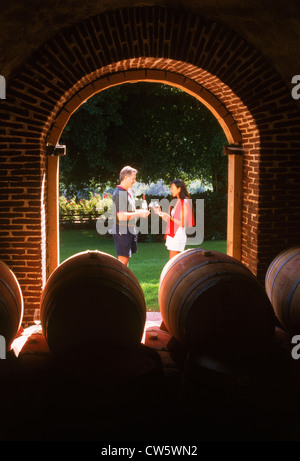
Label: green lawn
xmin=60 ymin=229 xmax=227 ymax=311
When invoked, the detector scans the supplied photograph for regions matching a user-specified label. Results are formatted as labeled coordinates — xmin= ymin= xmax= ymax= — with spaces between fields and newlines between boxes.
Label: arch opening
xmin=46 ymin=65 xmax=256 ymax=279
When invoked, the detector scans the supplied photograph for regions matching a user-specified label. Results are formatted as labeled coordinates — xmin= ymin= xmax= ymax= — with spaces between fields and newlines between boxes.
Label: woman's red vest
xmin=165 ymin=199 xmax=194 ymax=239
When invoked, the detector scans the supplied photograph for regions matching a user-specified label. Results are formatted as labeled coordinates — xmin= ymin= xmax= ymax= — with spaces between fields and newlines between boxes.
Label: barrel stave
xmin=40 ymin=250 xmax=146 ymax=353
xmin=0 ymin=261 xmax=23 ymax=350
xmin=159 ymin=248 xmax=275 ymax=361
xmin=265 ymin=247 xmax=300 ymax=334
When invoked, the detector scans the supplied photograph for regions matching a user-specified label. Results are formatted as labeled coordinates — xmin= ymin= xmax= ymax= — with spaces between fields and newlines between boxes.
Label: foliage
xmin=59 ymin=196 xmax=80 ymax=221
xmin=194 ymin=190 xmax=227 ymax=241
xmin=59 ymin=189 xmax=227 ymax=240
xmin=59 ymin=83 xmax=227 ymax=195
xmin=59 ymin=193 xmax=113 ymax=224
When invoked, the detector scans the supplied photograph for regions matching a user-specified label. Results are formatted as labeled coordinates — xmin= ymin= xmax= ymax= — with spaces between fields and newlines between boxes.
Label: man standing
xmin=112 ymin=166 xmax=150 ymax=266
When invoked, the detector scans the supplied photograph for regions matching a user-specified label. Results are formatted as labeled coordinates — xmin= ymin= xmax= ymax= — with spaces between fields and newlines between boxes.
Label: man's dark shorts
xmin=113 ymin=232 xmax=138 ymax=258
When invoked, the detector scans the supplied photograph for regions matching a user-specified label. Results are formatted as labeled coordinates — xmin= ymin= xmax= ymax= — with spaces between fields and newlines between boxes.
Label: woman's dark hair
xmin=170 ymin=179 xmax=191 ymax=199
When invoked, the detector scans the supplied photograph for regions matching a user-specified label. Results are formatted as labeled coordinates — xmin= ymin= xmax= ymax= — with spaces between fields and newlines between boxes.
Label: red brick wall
xmin=1 ymin=6 xmax=300 ymax=325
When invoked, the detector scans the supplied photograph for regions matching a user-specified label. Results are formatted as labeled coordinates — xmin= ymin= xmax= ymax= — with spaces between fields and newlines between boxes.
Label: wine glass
xmin=153 ymin=201 xmax=161 ymax=213
xmin=33 ymin=309 xmax=41 ymax=328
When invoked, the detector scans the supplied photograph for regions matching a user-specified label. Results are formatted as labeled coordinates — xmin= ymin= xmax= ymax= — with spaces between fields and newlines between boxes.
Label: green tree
xmin=59 ymin=83 xmax=227 ymax=194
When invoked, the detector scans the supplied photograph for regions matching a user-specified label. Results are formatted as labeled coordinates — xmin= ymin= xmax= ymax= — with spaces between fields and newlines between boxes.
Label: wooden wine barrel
xmin=40 ymin=250 xmax=146 ymax=353
xmin=265 ymin=247 xmax=300 ymax=334
xmin=158 ymin=249 xmax=275 ymax=361
xmin=0 ymin=260 xmax=23 ymax=351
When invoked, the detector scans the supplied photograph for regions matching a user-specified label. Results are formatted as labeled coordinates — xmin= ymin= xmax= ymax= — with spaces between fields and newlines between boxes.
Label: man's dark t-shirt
xmin=112 ymin=186 xmax=136 ymax=234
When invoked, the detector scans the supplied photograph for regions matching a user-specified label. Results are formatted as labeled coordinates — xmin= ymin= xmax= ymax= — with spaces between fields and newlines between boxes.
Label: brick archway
xmin=46 ymin=65 xmax=248 ymax=279
xmin=1 ymin=6 xmax=300 ymax=325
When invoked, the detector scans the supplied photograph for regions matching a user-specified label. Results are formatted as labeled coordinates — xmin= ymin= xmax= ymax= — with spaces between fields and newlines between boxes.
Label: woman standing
xmin=157 ymin=179 xmax=194 ymax=259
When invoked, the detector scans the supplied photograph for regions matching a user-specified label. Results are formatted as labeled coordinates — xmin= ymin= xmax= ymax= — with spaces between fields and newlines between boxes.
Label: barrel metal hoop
xmin=162 ymin=263 xmax=204 ymax=333
xmin=268 ymin=249 xmax=300 ymax=305
xmin=179 ymin=272 xmax=255 ymax=341
xmin=43 ymin=263 xmax=146 ymax=330
xmin=44 ymin=275 xmax=146 ymax=343
xmin=0 ymin=294 xmax=12 ymax=330
xmin=178 ymin=275 xmax=225 ymax=341
xmin=162 ymin=260 xmax=220 ymax=331
xmin=265 ymin=247 xmax=292 ymax=288
xmin=0 ymin=278 xmax=20 ymax=328
xmin=0 ymin=277 xmax=18 ymax=302
xmin=162 ymin=259 xmax=251 ymax=338
xmin=44 ymin=260 xmax=144 ymax=296
xmin=285 ymin=275 xmax=300 ymax=330
xmin=43 ymin=261 xmax=145 ymax=305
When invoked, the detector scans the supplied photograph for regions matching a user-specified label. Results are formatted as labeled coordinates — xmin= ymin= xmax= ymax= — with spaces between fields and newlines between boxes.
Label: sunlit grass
xmin=60 ymin=229 xmax=227 ymax=311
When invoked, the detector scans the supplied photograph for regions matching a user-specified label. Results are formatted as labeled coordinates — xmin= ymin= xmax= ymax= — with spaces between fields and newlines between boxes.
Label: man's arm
xmin=117 ymin=210 xmax=149 ymax=221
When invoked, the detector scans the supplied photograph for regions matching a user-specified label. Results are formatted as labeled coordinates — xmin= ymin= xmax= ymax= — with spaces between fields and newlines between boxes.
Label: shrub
xmin=59 ymin=193 xmax=110 ymax=229
xmin=59 ymin=190 xmax=227 ymax=240
xmin=192 ymin=190 xmax=227 ymax=240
